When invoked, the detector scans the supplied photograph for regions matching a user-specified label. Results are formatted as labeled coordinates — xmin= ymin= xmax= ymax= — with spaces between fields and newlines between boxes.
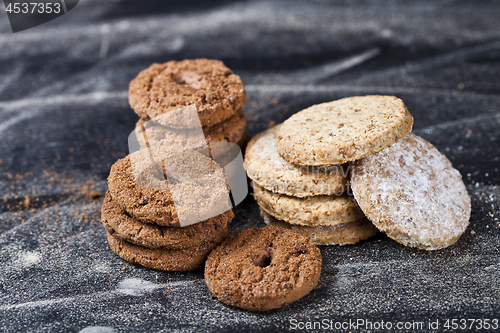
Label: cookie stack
xmin=129 ymin=58 xmax=249 ymax=152
xmin=244 ymin=124 xmax=379 ymax=246
xmin=251 ymin=95 xmax=471 ymax=250
xmin=101 ymin=59 xmax=249 ymax=270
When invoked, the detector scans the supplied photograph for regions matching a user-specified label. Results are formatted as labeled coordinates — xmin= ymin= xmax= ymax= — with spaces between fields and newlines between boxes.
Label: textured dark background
xmin=0 ymin=0 xmax=499 ymax=332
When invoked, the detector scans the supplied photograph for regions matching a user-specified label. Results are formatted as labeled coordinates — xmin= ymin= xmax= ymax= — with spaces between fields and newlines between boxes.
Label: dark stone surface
xmin=0 ymin=0 xmax=499 ymax=332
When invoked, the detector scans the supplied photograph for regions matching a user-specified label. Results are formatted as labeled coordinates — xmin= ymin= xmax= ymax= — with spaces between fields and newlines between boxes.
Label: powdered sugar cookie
xmin=277 ymin=95 xmax=413 ymax=165
xmin=350 ymin=133 xmax=471 ymax=250
xmin=244 ymin=125 xmax=349 ymax=197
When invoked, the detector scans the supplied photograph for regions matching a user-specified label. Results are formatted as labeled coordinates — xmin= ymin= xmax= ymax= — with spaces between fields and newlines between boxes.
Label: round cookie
xmin=259 ymin=208 xmax=378 ymax=246
xmin=204 ymin=226 xmax=322 ymax=311
xmin=252 ymin=182 xmax=364 ymax=227
xmin=244 ymin=125 xmax=349 ymax=197
xmin=350 ymin=133 xmax=471 ymax=250
xmin=135 ymin=108 xmax=247 ymax=151
xmin=129 ymin=59 xmax=246 ymax=128
xmin=277 ymin=95 xmax=413 ymax=166
xmin=106 ymin=232 xmax=216 ymax=271
xmin=107 ymin=146 xmax=231 ymax=227
xmin=101 ymin=191 xmax=232 ymax=249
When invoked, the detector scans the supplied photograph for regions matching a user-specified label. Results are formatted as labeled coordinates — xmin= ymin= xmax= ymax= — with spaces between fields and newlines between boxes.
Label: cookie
xmin=204 ymin=226 xmax=322 ymax=311
xmin=106 ymin=232 xmax=216 ymax=271
xmin=129 ymin=59 xmax=246 ymax=128
xmin=101 ymin=191 xmax=232 ymax=249
xmin=107 ymin=146 xmax=231 ymax=227
xmin=350 ymin=133 xmax=471 ymax=250
xmin=134 ymin=108 xmax=247 ymax=151
xmin=259 ymin=208 xmax=378 ymax=246
xmin=277 ymin=95 xmax=413 ymax=166
xmin=252 ymin=182 xmax=364 ymax=227
xmin=244 ymin=125 xmax=349 ymax=197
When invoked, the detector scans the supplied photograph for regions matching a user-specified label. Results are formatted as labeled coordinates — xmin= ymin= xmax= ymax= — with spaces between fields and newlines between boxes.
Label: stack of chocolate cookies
xmin=102 ymin=59 xmax=248 ymax=270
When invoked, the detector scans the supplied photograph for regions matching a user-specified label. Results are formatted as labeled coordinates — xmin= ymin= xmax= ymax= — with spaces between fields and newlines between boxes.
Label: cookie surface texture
xmin=260 ymin=208 xmax=378 ymax=246
xmin=101 ymin=192 xmax=232 ymax=249
xmin=253 ymin=182 xmax=364 ymax=227
xmin=107 ymin=146 xmax=231 ymax=227
xmin=204 ymin=226 xmax=322 ymax=311
xmin=135 ymin=108 xmax=246 ymax=151
xmin=129 ymin=58 xmax=246 ymax=128
xmin=350 ymin=133 xmax=471 ymax=250
xmin=277 ymin=95 xmax=413 ymax=165
xmin=244 ymin=125 xmax=349 ymax=197
xmin=106 ymin=232 xmax=217 ymax=271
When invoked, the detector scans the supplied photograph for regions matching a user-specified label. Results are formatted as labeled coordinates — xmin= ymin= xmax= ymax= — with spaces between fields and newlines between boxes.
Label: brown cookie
xmin=107 ymin=146 xmax=231 ymax=227
xmin=107 ymin=232 xmax=216 ymax=271
xmin=134 ymin=108 xmax=247 ymax=151
xmin=259 ymin=208 xmax=378 ymax=246
xmin=101 ymin=191 xmax=232 ymax=249
xmin=205 ymin=226 xmax=322 ymax=311
xmin=129 ymin=59 xmax=246 ymax=128
xmin=350 ymin=133 xmax=471 ymax=250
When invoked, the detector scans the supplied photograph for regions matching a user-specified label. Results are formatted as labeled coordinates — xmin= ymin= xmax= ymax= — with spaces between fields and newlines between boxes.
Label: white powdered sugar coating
xmin=244 ymin=125 xmax=349 ymax=197
xmin=351 ymin=133 xmax=471 ymax=250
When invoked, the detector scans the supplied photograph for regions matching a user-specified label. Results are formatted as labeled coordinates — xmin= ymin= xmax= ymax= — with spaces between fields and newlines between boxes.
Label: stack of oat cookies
xmin=250 ymin=95 xmax=471 ymax=250
xmin=244 ymin=123 xmax=379 ymax=246
xmin=101 ymin=59 xmax=248 ymax=270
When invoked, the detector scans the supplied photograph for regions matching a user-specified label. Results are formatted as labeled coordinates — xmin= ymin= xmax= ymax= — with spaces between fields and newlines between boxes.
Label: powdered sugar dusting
xmin=351 ymin=133 xmax=471 ymax=250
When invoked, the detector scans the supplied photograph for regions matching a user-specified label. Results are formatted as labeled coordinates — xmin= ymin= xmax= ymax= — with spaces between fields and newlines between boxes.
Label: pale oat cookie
xmin=259 ymin=208 xmax=378 ymax=246
xmin=135 ymin=108 xmax=247 ymax=151
xmin=252 ymin=182 xmax=364 ymax=227
xmin=244 ymin=125 xmax=349 ymax=197
xmin=350 ymin=133 xmax=471 ymax=250
xmin=277 ymin=95 xmax=413 ymax=166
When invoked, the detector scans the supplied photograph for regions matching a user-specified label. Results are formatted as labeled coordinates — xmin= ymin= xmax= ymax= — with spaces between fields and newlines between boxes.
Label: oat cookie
xmin=253 ymin=182 xmax=364 ymax=227
xmin=260 ymin=208 xmax=378 ymax=246
xmin=101 ymin=192 xmax=231 ymax=249
xmin=244 ymin=125 xmax=349 ymax=197
xmin=135 ymin=108 xmax=246 ymax=151
xmin=107 ymin=232 xmax=216 ymax=271
xmin=107 ymin=146 xmax=231 ymax=227
xmin=204 ymin=226 xmax=321 ymax=311
xmin=277 ymin=95 xmax=413 ymax=165
xmin=129 ymin=59 xmax=246 ymax=128
xmin=350 ymin=133 xmax=471 ymax=250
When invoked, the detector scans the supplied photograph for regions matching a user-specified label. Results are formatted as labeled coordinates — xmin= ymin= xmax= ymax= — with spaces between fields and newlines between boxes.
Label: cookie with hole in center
xmin=101 ymin=191 xmax=232 ymax=249
xmin=350 ymin=133 xmax=471 ymax=250
xmin=259 ymin=208 xmax=378 ymax=246
xmin=106 ymin=232 xmax=217 ymax=271
xmin=204 ymin=226 xmax=322 ymax=311
xmin=244 ymin=124 xmax=349 ymax=197
xmin=129 ymin=58 xmax=246 ymax=128
xmin=252 ymin=182 xmax=364 ymax=227
xmin=277 ymin=95 xmax=413 ymax=166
